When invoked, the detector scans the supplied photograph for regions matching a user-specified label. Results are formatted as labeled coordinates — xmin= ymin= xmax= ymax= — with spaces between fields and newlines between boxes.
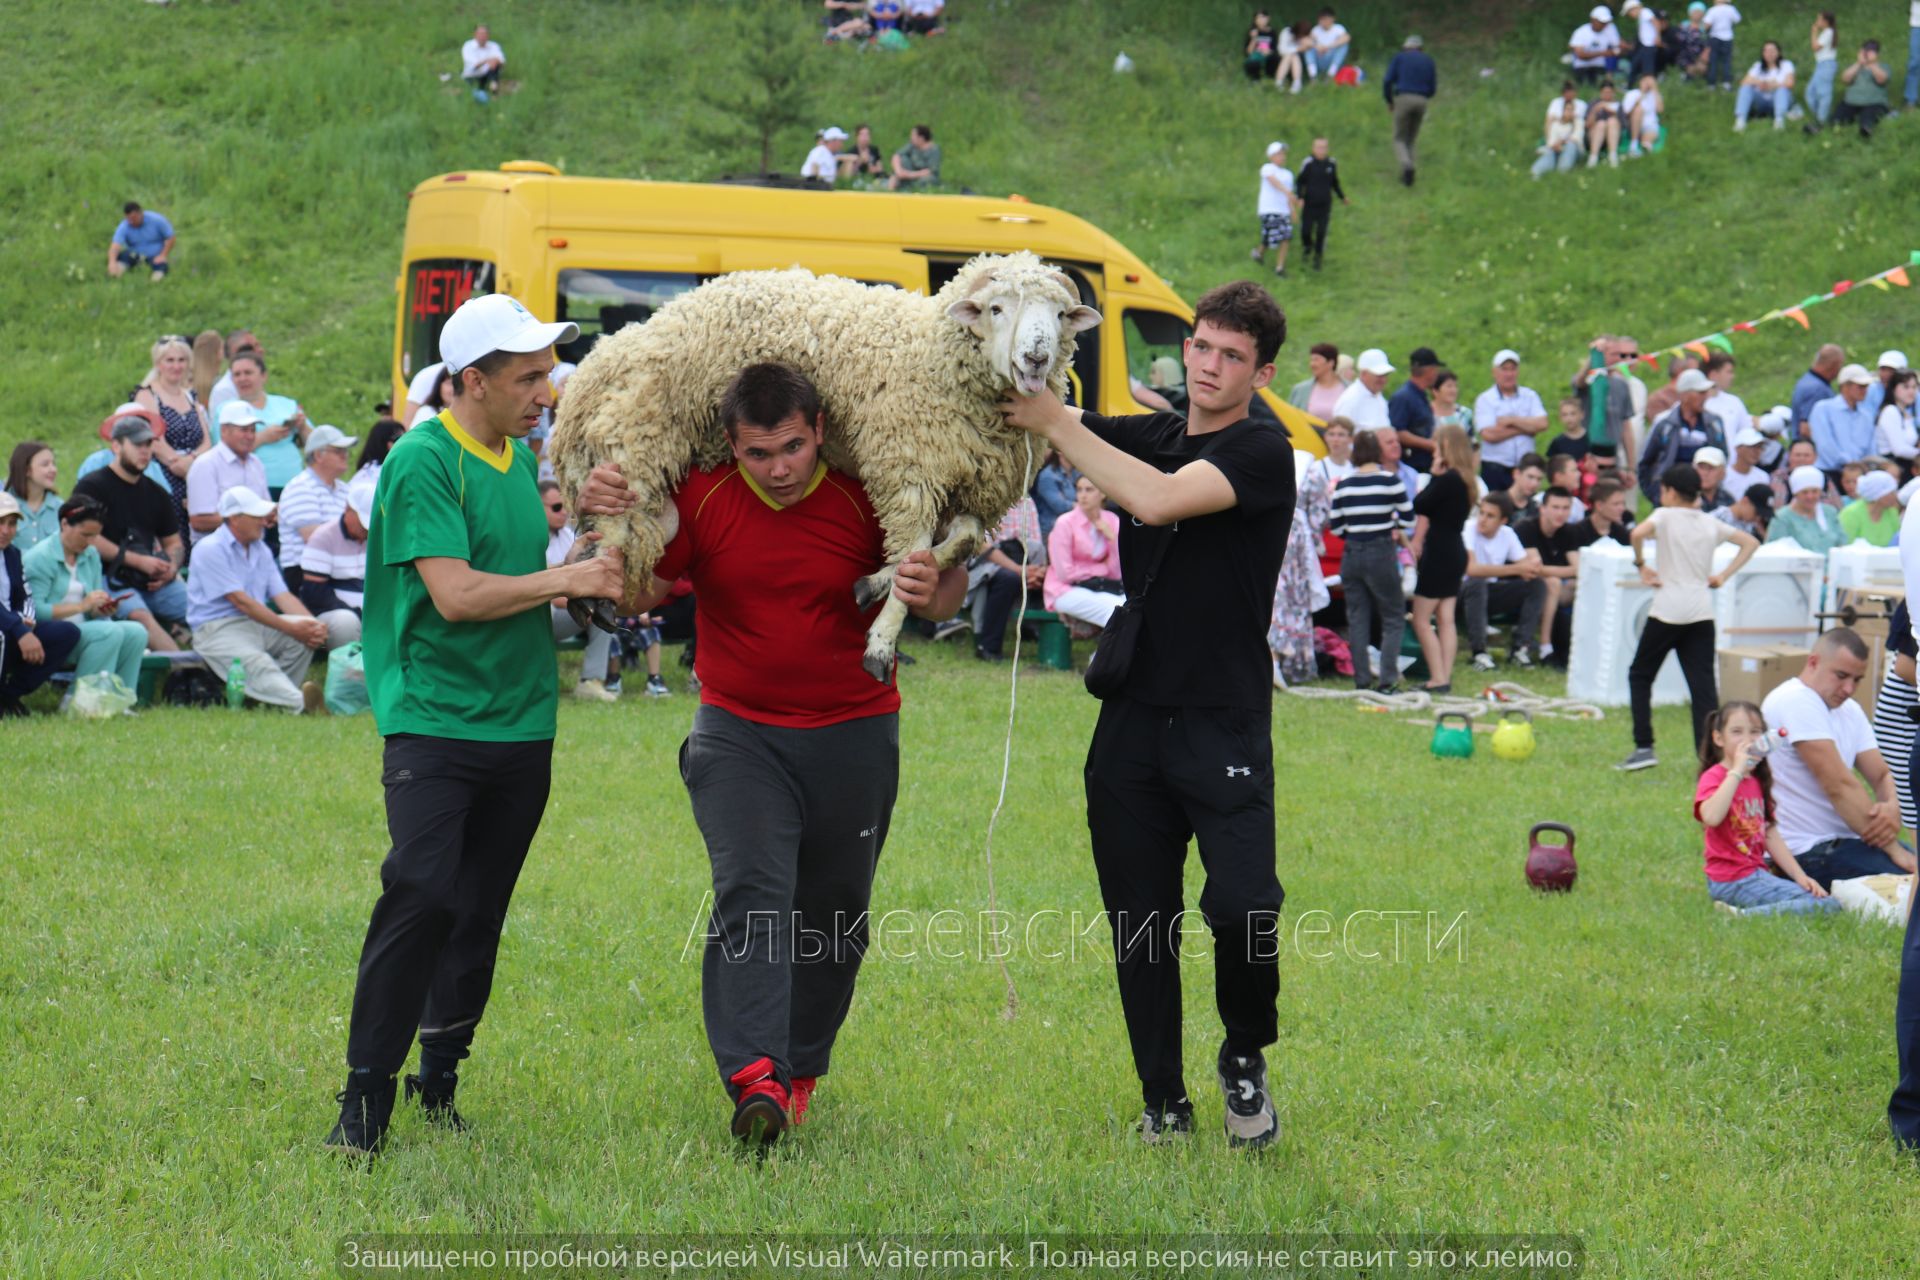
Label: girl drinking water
xmin=1695 ymin=701 xmax=1840 ymax=916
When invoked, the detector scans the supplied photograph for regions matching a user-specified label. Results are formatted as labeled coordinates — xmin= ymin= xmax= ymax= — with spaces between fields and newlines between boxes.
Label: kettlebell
xmin=1430 ymin=711 xmax=1475 ymax=759
xmin=1490 ymin=708 xmax=1537 ymax=762
xmin=1526 ymin=822 xmax=1578 ymax=892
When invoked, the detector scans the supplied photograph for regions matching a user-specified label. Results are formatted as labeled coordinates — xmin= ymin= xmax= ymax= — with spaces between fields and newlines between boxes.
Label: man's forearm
xmin=1033 ymin=410 xmax=1179 ymax=526
xmin=227 ymin=591 xmax=294 ymax=633
xmin=417 ymin=558 xmax=578 ymax=624
xmin=909 ymin=567 xmax=970 ymax=621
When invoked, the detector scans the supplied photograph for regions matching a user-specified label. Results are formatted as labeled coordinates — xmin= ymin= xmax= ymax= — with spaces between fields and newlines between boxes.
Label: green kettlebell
xmin=1430 ymin=711 xmax=1475 ymax=759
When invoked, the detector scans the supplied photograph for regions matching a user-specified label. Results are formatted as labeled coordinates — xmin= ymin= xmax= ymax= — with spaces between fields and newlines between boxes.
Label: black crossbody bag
xmin=1081 ymin=522 xmax=1175 ymax=700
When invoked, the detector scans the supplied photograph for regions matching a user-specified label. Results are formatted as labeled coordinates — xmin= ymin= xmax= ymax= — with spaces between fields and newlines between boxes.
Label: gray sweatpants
xmin=680 ymin=703 xmax=899 ymax=1095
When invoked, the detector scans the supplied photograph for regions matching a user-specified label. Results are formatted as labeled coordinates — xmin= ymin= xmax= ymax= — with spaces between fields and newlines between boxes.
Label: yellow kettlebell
xmin=1490 ymin=708 xmax=1537 ymax=762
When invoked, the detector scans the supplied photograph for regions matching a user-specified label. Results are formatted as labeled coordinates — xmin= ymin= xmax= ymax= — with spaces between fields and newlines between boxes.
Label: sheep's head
xmin=944 ymin=252 xmax=1101 ymax=398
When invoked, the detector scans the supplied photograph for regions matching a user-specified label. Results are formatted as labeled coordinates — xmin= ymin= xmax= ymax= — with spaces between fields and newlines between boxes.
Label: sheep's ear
xmin=1064 ymin=304 xmax=1102 ymax=334
xmin=947 ymin=298 xmax=985 ymax=328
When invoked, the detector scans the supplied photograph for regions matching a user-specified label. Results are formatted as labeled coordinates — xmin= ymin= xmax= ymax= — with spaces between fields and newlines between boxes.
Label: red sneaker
xmin=728 ymin=1057 xmax=789 ymax=1149
xmin=789 ymin=1076 xmax=817 ymax=1125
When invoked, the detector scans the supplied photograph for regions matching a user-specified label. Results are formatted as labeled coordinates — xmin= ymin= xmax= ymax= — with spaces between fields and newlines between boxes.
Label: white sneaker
xmin=573 ymin=679 xmax=619 ymax=703
xmin=1471 ymin=652 xmax=1497 ymax=672
xmin=1586 ymin=151 xmax=1599 ymax=168
xmin=1733 ymin=119 xmax=1746 ymax=132
xmin=1711 ymin=900 xmax=1746 ymax=917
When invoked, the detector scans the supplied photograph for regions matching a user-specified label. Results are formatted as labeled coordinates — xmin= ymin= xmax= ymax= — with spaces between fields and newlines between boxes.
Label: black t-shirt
xmin=72 ymin=466 xmax=178 ymax=554
xmin=1082 ymin=411 xmax=1295 ymax=708
xmin=1546 ymin=432 xmax=1590 ymax=464
xmin=1517 ymin=515 xmax=1585 ymax=569
xmin=1568 ymin=514 xmax=1635 ymax=548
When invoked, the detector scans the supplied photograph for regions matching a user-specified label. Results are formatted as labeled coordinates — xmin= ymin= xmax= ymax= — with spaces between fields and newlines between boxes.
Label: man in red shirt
xmin=579 ymin=362 xmax=965 ymax=1149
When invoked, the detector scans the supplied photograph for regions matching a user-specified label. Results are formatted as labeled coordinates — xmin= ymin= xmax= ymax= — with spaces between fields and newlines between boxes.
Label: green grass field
xmin=4 ymin=0 xmax=1919 ymax=1275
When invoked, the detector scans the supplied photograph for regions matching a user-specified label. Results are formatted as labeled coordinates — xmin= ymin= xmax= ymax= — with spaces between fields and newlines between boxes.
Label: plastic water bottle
xmin=225 ymin=658 xmax=247 ymax=709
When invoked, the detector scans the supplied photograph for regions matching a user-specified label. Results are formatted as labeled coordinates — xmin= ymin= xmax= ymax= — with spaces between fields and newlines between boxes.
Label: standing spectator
xmin=188 ymin=488 xmax=326 ymax=712
xmin=839 ymin=124 xmax=886 ymax=180
xmin=222 ymin=351 xmax=308 ymax=495
xmin=1269 ymin=452 xmax=1329 ymax=686
xmin=1793 ymin=344 xmax=1846 ymax=438
xmin=1617 ymin=465 xmax=1758 ymax=770
xmin=1636 ymin=369 xmax=1725 ymax=504
xmin=1375 ymin=427 xmax=1420 ymax=504
xmin=1803 ymin=11 xmax=1839 ymax=130
xmin=1382 ymin=34 xmax=1436 ymax=187
xmin=1835 ymin=38 xmax=1891 ymax=138
xmin=134 ymin=336 xmax=212 ymax=541
xmin=186 ymin=401 xmax=271 ymax=545
xmin=1767 ymin=465 xmax=1845 ymax=554
xmin=461 ymin=24 xmax=505 ymax=100
xmin=1585 ymin=79 xmax=1626 ymax=167
xmin=902 ymin=0 xmax=944 ymax=36
xmin=1410 ymin=424 xmax=1477 ymax=693
xmin=1333 ymin=349 xmax=1393 ymax=430
xmin=1474 ymin=350 xmax=1548 ymax=494
xmin=1734 ymin=40 xmax=1795 ymax=131
xmin=0 ymin=494 xmax=81 ymax=717
xmin=1623 ymin=73 xmax=1664 ymax=156
xmin=1549 ymin=396 xmax=1592 ymax=468
xmin=277 ymin=426 xmax=357 ymax=572
xmin=1328 ymin=431 xmax=1411 ymax=692
xmin=107 ymin=202 xmax=174 ymax=281
xmin=21 ymin=495 xmax=149 ymax=695
xmin=1693 ymin=445 xmax=1731 ymax=512
xmin=1389 ymin=347 xmax=1440 ymax=472
xmin=1030 ymin=448 xmax=1076 ymax=540
xmin=1839 ymin=470 xmax=1902 ymax=546
xmin=1294 ymin=138 xmax=1349 ymax=271
xmin=1461 ymin=491 xmax=1547 ymax=670
xmin=887 ymin=125 xmax=941 ymax=191
xmin=1625 ymin=0 xmax=1661 ymax=79
xmin=542 ymin=480 xmax=618 ymax=700
xmin=1302 ymin=415 xmax=1356 ymax=502
xmin=1702 ymin=1 xmax=1741 ymax=90
xmin=1289 ymin=343 xmax=1346 ymax=420
xmin=962 ymin=493 xmax=1047 ymax=661
xmin=1646 ymin=353 xmax=1698 ymax=422
xmin=800 ymin=126 xmax=847 ymax=183
xmin=1431 ymin=368 xmax=1472 ymax=445
xmin=1275 ymin=20 xmax=1308 ymax=93
xmin=1572 ymin=337 xmax=1638 ymax=472
xmin=1570 ymin=7 xmax=1624 ymax=84
xmin=70 ymin=415 xmax=185 ymax=651
xmin=1306 ymin=9 xmax=1351 ymax=82
xmin=1532 ymin=83 xmax=1589 ymax=176
xmin=1517 ymin=487 xmax=1583 ymax=666
xmin=1245 ymin=11 xmax=1281 ymax=82
xmin=1043 ymin=476 xmax=1126 ymax=632
xmin=1876 ymin=371 xmax=1920 ymax=473
xmin=1701 ymin=353 xmax=1751 ymax=440
xmin=1251 ymin=142 xmax=1300 ymax=278
xmin=1909 ymin=3 xmax=1920 ymax=108
xmin=1810 ymin=364 xmax=1880 ymax=481
xmin=4 ymin=441 xmax=61 ymax=557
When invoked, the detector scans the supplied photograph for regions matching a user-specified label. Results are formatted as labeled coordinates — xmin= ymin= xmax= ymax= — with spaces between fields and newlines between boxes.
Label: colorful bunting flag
xmin=1705 ymin=334 xmax=1735 ymax=353
xmin=1871 ymin=279 xmax=1891 ymax=292
xmin=1833 ymin=280 xmax=1854 ymax=295
xmin=1733 ymin=322 xmax=1757 ymax=333
xmin=1891 ymin=267 xmax=1911 ymax=287
xmin=1783 ymin=308 xmax=1809 ymax=329
xmin=1631 ymin=257 xmax=1907 ymax=373
xmin=1798 ymin=295 xmax=1825 ymax=308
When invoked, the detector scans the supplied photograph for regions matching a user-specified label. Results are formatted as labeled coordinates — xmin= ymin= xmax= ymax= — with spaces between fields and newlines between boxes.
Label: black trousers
xmin=1085 ymin=697 xmax=1284 ymax=1108
xmin=1299 ymin=201 xmax=1332 ymax=262
xmin=1628 ymin=617 xmax=1716 ymax=751
xmin=344 ymin=734 xmax=553 ymax=1076
xmin=975 ymin=565 xmax=1036 ymax=657
xmin=1892 ymin=736 xmax=1920 ymax=1147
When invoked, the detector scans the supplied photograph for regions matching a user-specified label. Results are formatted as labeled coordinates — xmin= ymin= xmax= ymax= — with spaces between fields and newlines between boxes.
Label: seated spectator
xmin=1839 ymin=469 xmax=1902 ymax=546
xmin=1665 ymin=4 xmax=1711 ymax=79
xmin=903 ymin=0 xmax=945 ymax=36
xmin=1735 ymin=41 xmax=1795 ymax=131
xmin=1545 ymin=453 xmax=1588 ymax=519
xmin=186 ymin=401 xmax=271 ymax=545
xmin=1768 ymin=465 xmax=1846 ymax=554
xmin=0 ymin=493 xmax=82 ymax=716
xmin=1692 ymin=445 xmax=1730 ymax=512
xmin=838 ymin=124 xmax=887 ymax=180
xmin=1712 ymin=482 xmax=1774 ymax=538
xmin=1306 ymin=8 xmax=1351 ymax=82
xmin=1245 ymin=11 xmax=1282 ymax=82
xmin=21 ymin=495 xmax=148 ymax=694
xmin=888 ymin=124 xmax=942 ymax=191
xmin=1430 ymin=368 xmax=1473 ymax=443
xmin=346 ymin=418 xmax=407 ymax=540
xmin=1461 ymin=491 xmax=1547 ymax=670
xmin=1623 ymin=72 xmax=1664 ymax=154
xmin=1289 ymin=342 xmax=1346 ymax=421
xmin=1573 ymin=476 xmax=1636 ymax=545
xmin=1724 ymin=426 xmax=1768 ymax=497
xmin=826 ymin=0 xmax=874 ymax=40
xmin=1503 ymin=452 xmax=1547 ymax=524
xmin=1585 ymin=79 xmax=1626 ymax=167
xmin=295 ymin=504 xmax=367 ymax=654
xmin=1275 ymin=20 xmax=1309 ymax=93
xmin=1569 ymin=7 xmax=1623 ymax=84
xmin=801 ymin=126 xmax=848 ymax=183
xmin=1694 ymin=701 xmax=1839 ymax=915
xmin=1304 ymin=415 xmax=1356 ymax=503
xmin=1329 ymin=430 xmax=1413 ymax=691
xmin=542 ymin=480 xmax=619 ymax=701
xmin=869 ymin=0 xmax=903 ymax=35
xmin=1637 ymin=369 xmax=1724 ymax=503
xmin=77 ymin=405 xmax=169 ymax=488
xmin=186 ymin=488 xmax=326 ymax=712
xmin=1834 ymin=39 xmax=1890 ymax=139
xmin=1044 ymin=476 xmax=1125 ymax=632
xmin=69 ymin=415 xmax=185 ymax=650
xmin=1531 ymin=84 xmax=1588 ymax=178
xmin=1810 ymin=363 xmax=1879 ymax=481
xmin=276 ymin=426 xmax=357 ymax=572
xmin=4 ymin=441 xmax=62 ymax=556
xmin=1760 ymin=629 xmax=1918 ymax=887
xmin=960 ymin=493 xmax=1047 ymax=662
xmin=1874 ymin=370 xmax=1919 ymax=474
xmin=135 ymin=336 xmax=212 ymax=539
xmin=1770 ymin=437 xmax=1821 ymax=508
xmin=206 ymin=330 xmax=260 ymax=416
xmin=222 ymin=351 xmax=308 ymax=495
xmin=1030 ymin=448 xmax=1076 ymax=539
xmin=1517 ymin=486 xmax=1582 ymax=666
xmin=461 ymin=24 xmax=505 ymax=99
xmin=107 ymin=201 xmax=174 ymax=281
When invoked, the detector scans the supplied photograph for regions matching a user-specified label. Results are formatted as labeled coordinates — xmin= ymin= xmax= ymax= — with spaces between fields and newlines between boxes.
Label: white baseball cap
xmin=0 ymin=492 xmax=20 ymax=522
xmin=217 ymin=400 xmax=262 ymax=430
xmin=1789 ymin=466 xmax=1826 ymax=495
xmin=1356 ymin=348 xmax=1394 ymax=376
xmin=1836 ymin=363 xmax=1876 ymax=387
xmin=1590 ymin=5 xmax=1613 ymax=22
xmin=439 ymin=293 xmax=579 ymax=375
xmin=1692 ymin=446 xmax=1726 ymax=468
xmin=1675 ymin=369 xmax=1714 ymax=393
xmin=218 ymin=486 xmax=277 ymax=519
xmin=1732 ymin=426 xmax=1766 ymax=448
xmin=1877 ymin=350 xmax=1909 ymax=371
xmin=820 ymin=126 xmax=848 ymax=141
xmin=304 ymin=424 xmax=359 ymax=455
xmin=1267 ymin=140 xmax=1288 ymax=156
xmin=1491 ymin=348 xmax=1521 ymax=368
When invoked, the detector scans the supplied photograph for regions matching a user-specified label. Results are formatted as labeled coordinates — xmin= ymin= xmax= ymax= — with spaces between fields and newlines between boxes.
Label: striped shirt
xmin=1329 ymin=469 xmax=1413 ymax=541
xmin=276 ymin=467 xmax=348 ymax=568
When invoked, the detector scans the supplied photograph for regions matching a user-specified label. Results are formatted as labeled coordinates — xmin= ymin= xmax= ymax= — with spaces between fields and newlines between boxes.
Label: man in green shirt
xmin=887 ymin=124 xmax=942 ymax=190
xmin=326 ymin=293 xmax=623 ymax=1155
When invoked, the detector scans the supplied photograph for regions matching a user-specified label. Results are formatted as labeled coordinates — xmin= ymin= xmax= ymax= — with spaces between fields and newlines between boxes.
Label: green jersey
xmin=363 ymin=412 xmax=557 ymax=742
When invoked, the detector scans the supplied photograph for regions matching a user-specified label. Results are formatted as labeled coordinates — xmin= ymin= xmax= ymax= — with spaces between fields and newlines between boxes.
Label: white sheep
xmin=547 ymin=251 xmax=1101 ymax=680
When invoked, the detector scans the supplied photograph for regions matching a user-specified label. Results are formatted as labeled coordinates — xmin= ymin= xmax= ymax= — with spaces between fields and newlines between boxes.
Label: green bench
xmin=1019 ymin=608 xmax=1077 ymax=671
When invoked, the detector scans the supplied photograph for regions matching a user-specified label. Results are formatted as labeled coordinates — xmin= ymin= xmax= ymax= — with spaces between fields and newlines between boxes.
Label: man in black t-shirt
xmin=1516 ymin=486 xmax=1583 ymax=666
xmin=1294 ymin=137 xmax=1349 ymax=270
xmin=1000 ymin=280 xmax=1293 ymax=1150
xmin=70 ymin=414 xmax=188 ymax=642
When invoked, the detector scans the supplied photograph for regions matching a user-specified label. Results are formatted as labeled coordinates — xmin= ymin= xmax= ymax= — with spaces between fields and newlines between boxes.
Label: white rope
xmin=1281 ymin=678 xmax=1606 ymax=722
xmin=979 ymin=434 xmax=1032 ymax=1021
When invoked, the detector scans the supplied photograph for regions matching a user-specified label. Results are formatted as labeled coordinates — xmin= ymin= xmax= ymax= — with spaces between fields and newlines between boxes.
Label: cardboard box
xmin=1717 ymin=644 xmax=1808 ymax=710
xmin=1830 ymin=588 xmax=1903 ymax=714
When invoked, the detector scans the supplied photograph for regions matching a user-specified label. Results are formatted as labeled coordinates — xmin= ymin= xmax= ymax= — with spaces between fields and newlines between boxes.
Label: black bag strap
xmin=1127 ymin=520 xmax=1176 ymax=604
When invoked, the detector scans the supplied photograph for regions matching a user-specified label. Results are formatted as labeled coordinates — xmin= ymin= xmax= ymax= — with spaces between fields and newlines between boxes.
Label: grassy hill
xmin=7 ymin=0 xmax=1915 ymax=472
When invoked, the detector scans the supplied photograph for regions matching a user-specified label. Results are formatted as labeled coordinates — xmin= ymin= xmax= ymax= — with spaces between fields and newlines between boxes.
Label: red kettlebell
xmin=1526 ymin=822 xmax=1578 ymax=892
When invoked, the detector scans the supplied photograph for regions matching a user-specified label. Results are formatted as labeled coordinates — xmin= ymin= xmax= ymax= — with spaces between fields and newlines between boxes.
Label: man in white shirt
xmin=1759 ymin=630 xmax=1915 ymax=885
xmin=1252 ymin=141 xmax=1299 ymax=276
xmin=186 ymin=401 xmax=272 ymax=545
xmin=1701 ymin=352 xmax=1751 ymax=439
xmin=1473 ymin=349 xmax=1548 ymax=494
xmin=1332 ymin=348 xmax=1393 ymax=430
xmin=1307 ymin=9 xmax=1351 ymax=81
xmin=1569 ymin=7 xmax=1622 ymax=83
xmin=801 ymin=127 xmax=847 ymax=183
xmin=1531 ymin=84 xmax=1589 ymax=176
xmin=1722 ymin=426 xmax=1768 ymax=500
xmin=1702 ymin=3 xmax=1740 ymax=89
xmin=1460 ymin=490 xmax=1547 ymax=670
xmin=461 ymin=25 xmax=505 ymax=99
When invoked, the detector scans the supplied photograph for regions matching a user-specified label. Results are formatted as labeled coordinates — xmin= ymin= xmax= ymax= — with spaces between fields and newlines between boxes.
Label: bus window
xmin=403 ymin=259 xmax=493 ymax=381
xmin=1123 ymin=309 xmax=1190 ymax=414
xmin=556 ymin=268 xmax=704 ymax=363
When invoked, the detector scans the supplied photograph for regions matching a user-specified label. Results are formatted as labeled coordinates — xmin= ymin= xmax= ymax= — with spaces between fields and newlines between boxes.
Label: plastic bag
xmin=324 ymin=641 xmax=372 ymax=716
xmin=67 ymin=672 xmax=137 ymax=719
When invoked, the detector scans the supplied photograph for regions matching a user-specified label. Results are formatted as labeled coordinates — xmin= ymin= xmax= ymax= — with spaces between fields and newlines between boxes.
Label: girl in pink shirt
xmin=1044 ymin=475 xmax=1124 ymax=629
xmin=1695 ymin=700 xmax=1838 ymax=916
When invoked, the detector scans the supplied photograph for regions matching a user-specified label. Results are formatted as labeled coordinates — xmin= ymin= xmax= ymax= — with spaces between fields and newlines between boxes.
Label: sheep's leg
xmin=564 ymin=514 xmax=618 ymax=634
xmin=857 ymin=515 xmax=985 ymax=683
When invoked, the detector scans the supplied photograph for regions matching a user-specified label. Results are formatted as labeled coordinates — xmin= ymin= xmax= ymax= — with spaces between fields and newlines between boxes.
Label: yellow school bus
xmin=393 ymin=161 xmax=1320 ymax=452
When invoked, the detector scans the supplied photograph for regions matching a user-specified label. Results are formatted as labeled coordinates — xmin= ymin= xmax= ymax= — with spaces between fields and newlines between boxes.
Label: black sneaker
xmin=324 ymin=1070 xmax=397 ymax=1156
xmin=1217 ymin=1046 xmax=1278 ymax=1149
xmin=404 ymin=1069 xmax=468 ymax=1132
xmin=1139 ymin=1098 xmax=1195 ymax=1144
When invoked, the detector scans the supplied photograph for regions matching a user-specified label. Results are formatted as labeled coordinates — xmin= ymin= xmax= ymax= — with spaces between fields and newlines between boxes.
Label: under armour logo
xmin=859 ymin=827 xmax=877 ymax=838
xmin=1226 ymin=766 xmax=1252 ymax=778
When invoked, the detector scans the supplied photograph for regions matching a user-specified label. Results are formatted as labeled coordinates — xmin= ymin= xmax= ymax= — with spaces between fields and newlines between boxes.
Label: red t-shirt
xmin=1694 ymin=764 xmax=1769 ymax=882
xmin=654 ymin=462 xmax=900 ymax=728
